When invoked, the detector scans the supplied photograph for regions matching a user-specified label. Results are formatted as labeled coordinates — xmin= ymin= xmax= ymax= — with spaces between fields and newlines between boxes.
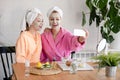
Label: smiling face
xmin=31 ymin=14 xmax=44 ymax=31
xmin=49 ymin=11 xmax=61 ymax=29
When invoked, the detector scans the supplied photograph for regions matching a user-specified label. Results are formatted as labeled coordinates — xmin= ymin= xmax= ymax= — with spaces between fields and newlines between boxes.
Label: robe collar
xmin=44 ymin=27 xmax=67 ymax=58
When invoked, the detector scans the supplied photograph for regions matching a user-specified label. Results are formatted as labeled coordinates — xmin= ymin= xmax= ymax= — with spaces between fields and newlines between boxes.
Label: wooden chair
xmin=0 ymin=46 xmax=15 ymax=80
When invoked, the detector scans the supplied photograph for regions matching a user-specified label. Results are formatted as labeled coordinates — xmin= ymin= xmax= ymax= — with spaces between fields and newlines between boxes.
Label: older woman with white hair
xmin=40 ymin=6 xmax=88 ymax=62
xmin=16 ymin=8 xmax=43 ymax=63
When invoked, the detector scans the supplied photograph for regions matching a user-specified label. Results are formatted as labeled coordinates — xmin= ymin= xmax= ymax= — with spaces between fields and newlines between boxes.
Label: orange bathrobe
xmin=16 ymin=31 xmax=42 ymax=63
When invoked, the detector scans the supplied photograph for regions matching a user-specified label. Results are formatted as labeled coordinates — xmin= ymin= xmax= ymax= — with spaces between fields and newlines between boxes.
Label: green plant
xmin=92 ymin=52 xmax=120 ymax=69
xmin=82 ymin=0 xmax=120 ymax=43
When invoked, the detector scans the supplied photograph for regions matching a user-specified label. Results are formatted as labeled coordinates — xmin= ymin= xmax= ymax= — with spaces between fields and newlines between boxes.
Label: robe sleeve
xmin=16 ymin=34 xmax=26 ymax=63
xmin=40 ymin=50 xmax=48 ymax=62
xmin=65 ymin=32 xmax=85 ymax=52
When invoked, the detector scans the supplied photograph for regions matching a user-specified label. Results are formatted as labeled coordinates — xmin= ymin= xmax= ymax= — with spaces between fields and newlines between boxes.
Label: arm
xmin=78 ymin=29 xmax=89 ymax=44
xmin=16 ymin=34 xmax=26 ymax=63
xmin=65 ymin=28 xmax=88 ymax=52
xmin=40 ymin=50 xmax=48 ymax=63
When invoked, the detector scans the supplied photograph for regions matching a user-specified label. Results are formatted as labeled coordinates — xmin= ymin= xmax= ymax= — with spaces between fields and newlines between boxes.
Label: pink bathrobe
xmin=40 ymin=27 xmax=85 ymax=62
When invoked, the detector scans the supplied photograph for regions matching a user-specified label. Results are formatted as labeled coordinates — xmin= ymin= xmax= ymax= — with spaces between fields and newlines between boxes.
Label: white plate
xmin=58 ymin=62 xmax=94 ymax=71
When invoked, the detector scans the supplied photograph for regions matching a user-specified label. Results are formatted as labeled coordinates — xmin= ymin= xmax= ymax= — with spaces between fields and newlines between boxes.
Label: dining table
xmin=12 ymin=62 xmax=120 ymax=80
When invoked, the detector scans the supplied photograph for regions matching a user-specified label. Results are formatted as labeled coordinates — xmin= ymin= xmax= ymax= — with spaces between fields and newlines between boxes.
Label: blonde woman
xmin=40 ymin=6 xmax=88 ymax=62
xmin=16 ymin=8 xmax=43 ymax=63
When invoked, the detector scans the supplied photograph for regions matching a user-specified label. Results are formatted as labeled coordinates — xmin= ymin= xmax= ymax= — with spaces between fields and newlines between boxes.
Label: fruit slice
xmin=45 ymin=62 xmax=50 ymax=65
xmin=36 ymin=62 xmax=43 ymax=68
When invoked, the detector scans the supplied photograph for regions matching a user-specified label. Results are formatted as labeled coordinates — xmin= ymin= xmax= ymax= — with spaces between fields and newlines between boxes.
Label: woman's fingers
xmin=82 ymin=28 xmax=89 ymax=38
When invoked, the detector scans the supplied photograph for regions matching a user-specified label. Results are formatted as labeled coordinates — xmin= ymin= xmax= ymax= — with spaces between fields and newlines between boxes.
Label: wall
xmin=0 ymin=0 xmax=100 ymax=50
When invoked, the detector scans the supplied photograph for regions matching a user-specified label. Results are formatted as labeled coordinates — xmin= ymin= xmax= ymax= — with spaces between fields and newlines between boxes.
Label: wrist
xmin=78 ymin=36 xmax=85 ymax=44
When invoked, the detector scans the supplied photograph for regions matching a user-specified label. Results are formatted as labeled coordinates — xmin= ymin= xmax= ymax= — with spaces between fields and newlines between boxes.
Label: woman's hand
xmin=44 ymin=27 xmax=51 ymax=32
xmin=78 ymin=29 xmax=89 ymax=43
